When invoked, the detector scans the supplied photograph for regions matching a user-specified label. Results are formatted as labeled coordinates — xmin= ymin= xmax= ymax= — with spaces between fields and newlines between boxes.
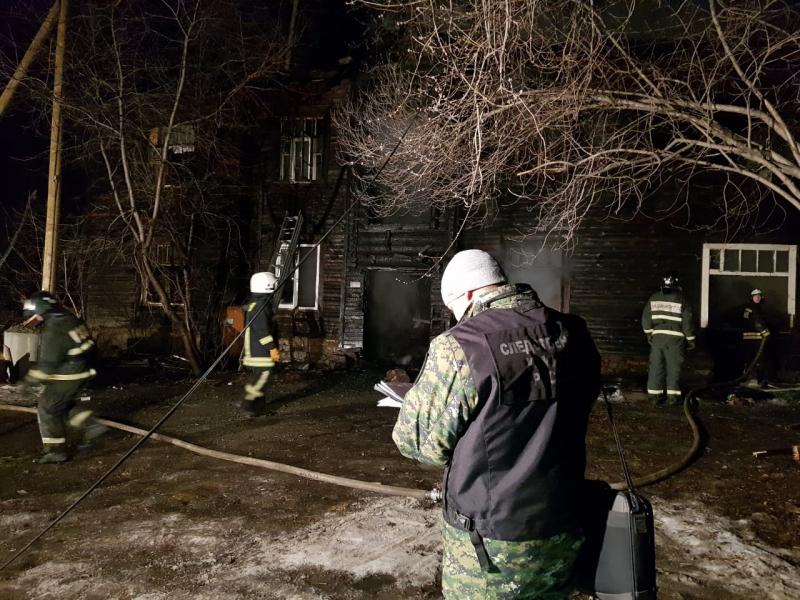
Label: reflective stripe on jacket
xmin=28 ymin=310 xmax=97 ymax=382
xmin=242 ymin=295 xmax=277 ymax=368
xmin=642 ymin=290 xmax=695 ymax=341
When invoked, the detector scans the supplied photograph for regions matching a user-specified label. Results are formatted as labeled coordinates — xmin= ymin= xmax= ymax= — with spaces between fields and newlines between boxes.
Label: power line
xmin=0 ymin=123 xmax=411 ymax=572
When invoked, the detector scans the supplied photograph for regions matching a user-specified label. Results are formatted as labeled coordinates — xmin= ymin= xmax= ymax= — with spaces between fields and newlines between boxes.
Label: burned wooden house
xmin=255 ymin=116 xmax=800 ymax=377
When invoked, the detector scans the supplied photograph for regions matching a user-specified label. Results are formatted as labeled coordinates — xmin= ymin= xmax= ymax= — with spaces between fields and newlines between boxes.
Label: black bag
xmin=576 ymin=390 xmax=658 ymax=599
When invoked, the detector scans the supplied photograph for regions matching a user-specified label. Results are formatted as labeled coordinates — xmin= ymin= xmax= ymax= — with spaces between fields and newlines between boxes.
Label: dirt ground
xmin=0 ymin=365 xmax=798 ymax=599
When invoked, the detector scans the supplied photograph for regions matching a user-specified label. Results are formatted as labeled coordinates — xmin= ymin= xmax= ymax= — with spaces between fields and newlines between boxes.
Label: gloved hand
xmin=646 ymin=333 xmax=653 ymax=345
xmin=270 ymin=348 xmax=281 ymax=363
xmin=687 ymin=339 xmax=696 ymax=351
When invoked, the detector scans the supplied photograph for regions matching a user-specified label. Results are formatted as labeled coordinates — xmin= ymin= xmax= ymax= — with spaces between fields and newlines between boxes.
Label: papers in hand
xmin=377 ymin=397 xmax=403 ymax=408
xmin=374 ymin=381 xmax=413 ymax=408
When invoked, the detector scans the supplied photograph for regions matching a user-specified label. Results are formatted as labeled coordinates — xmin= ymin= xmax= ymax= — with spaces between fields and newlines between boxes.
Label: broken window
xmin=142 ymin=243 xmax=185 ymax=307
xmin=277 ymin=244 xmax=321 ymax=310
xmin=149 ymin=124 xmax=196 ymax=155
xmin=279 ymin=117 xmax=324 ymax=182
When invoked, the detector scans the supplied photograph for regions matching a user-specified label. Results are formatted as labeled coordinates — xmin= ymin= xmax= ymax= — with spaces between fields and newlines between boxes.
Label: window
xmin=149 ymin=124 xmax=196 ymax=155
xmin=142 ymin=243 xmax=185 ymax=307
xmin=279 ymin=117 xmax=324 ymax=182
xmin=277 ymin=244 xmax=321 ymax=310
xmin=701 ymin=243 xmax=796 ymax=328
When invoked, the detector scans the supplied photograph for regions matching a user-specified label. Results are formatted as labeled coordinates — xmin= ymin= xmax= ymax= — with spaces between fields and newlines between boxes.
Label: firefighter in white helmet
xmin=742 ymin=288 xmax=778 ymax=385
xmin=241 ymin=272 xmax=280 ymax=416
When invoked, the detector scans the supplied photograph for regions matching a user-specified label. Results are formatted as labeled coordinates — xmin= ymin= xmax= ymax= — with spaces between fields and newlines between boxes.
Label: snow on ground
xmin=654 ymin=498 xmax=800 ymax=600
xmin=3 ymin=494 xmax=798 ymax=599
xmin=259 ymin=496 xmax=441 ymax=587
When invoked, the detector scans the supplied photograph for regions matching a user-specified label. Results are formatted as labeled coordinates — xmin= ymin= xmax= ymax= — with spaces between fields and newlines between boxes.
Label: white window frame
xmin=278 ymin=244 xmax=321 ymax=311
xmin=279 ymin=117 xmax=323 ymax=183
xmin=701 ymin=243 xmax=796 ymax=328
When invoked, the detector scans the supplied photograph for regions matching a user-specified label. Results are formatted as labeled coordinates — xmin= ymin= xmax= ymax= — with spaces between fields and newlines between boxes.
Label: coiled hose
xmin=611 ymin=335 xmax=767 ymax=490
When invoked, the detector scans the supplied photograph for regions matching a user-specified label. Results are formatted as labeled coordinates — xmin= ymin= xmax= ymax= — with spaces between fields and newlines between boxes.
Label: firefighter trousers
xmin=37 ymin=379 xmax=93 ymax=450
xmin=647 ymin=338 xmax=685 ymax=400
xmin=242 ymin=367 xmax=272 ymax=412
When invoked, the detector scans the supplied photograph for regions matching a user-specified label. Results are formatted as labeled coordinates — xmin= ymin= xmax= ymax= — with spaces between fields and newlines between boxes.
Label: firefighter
xmin=22 ymin=291 xmax=104 ymax=464
xmin=642 ymin=272 xmax=695 ymax=406
xmin=393 ymin=250 xmax=601 ymax=598
xmin=742 ymin=289 xmax=777 ymax=385
xmin=241 ymin=272 xmax=280 ymax=416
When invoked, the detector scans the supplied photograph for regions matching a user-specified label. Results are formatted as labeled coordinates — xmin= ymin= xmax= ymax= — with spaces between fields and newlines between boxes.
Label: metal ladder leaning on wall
xmin=269 ymin=213 xmax=304 ymax=307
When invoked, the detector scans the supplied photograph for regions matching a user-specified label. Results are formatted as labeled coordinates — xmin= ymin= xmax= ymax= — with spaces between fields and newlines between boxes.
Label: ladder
xmin=269 ymin=213 xmax=303 ymax=302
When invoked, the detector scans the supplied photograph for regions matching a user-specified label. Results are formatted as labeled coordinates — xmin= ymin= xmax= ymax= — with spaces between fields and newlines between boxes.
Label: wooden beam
xmin=0 ymin=2 xmax=60 ymax=118
xmin=41 ymin=0 xmax=68 ymax=292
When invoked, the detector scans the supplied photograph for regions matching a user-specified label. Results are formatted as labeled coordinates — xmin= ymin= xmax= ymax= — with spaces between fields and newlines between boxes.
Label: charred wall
xmin=252 ymin=81 xmax=352 ymax=366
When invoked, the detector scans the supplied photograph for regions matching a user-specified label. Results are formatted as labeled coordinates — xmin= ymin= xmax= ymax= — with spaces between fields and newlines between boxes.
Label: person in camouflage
xmin=393 ymin=250 xmax=601 ymax=599
xmin=22 ymin=291 xmax=104 ymax=464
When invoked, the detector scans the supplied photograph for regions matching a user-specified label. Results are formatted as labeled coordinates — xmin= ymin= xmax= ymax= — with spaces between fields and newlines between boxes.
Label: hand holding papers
xmin=374 ymin=381 xmax=413 ymax=408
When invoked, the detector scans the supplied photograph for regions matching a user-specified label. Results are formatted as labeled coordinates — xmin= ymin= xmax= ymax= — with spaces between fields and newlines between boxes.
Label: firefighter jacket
xmin=743 ymin=301 xmax=770 ymax=340
xmin=27 ymin=309 xmax=96 ymax=383
xmin=641 ymin=290 xmax=695 ymax=344
xmin=242 ymin=293 xmax=277 ymax=369
xmin=393 ymin=284 xmax=601 ymax=542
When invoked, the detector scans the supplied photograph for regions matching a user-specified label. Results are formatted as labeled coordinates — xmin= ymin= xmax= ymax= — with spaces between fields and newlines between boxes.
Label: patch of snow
xmin=0 ymin=511 xmax=44 ymax=534
xmin=245 ymin=496 xmax=441 ymax=588
xmin=654 ymin=498 xmax=800 ymax=600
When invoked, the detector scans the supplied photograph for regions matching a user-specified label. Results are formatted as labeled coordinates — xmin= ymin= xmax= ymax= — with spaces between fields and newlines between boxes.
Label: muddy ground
xmin=0 ymin=366 xmax=798 ymax=599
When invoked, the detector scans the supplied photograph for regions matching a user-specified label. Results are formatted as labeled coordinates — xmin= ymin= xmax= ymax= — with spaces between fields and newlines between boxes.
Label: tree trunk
xmin=140 ymin=251 xmax=202 ymax=375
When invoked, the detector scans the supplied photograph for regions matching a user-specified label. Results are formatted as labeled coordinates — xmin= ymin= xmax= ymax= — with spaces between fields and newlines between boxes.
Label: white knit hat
xmin=441 ymin=249 xmax=507 ymax=305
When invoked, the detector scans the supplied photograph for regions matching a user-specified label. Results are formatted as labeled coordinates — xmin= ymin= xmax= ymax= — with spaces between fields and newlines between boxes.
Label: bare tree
xmin=336 ymin=0 xmax=800 ymax=247
xmin=4 ymin=0 xmax=291 ymax=373
xmin=0 ymin=193 xmax=113 ymax=319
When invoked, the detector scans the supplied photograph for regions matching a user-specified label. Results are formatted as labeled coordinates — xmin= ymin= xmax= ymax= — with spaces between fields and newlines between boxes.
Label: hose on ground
xmin=0 ymin=125 xmax=414 ymax=574
xmin=0 ymin=336 xmax=766 ymax=566
xmin=0 ymin=403 xmax=431 ymax=501
xmin=610 ymin=335 xmax=767 ymax=490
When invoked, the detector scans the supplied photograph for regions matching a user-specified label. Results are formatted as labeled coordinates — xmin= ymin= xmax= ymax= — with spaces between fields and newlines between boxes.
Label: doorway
xmin=363 ymin=270 xmax=431 ymax=367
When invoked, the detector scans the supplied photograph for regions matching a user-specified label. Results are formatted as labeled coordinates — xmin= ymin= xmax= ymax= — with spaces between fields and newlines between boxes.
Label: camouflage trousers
xmin=441 ymin=520 xmax=583 ymax=599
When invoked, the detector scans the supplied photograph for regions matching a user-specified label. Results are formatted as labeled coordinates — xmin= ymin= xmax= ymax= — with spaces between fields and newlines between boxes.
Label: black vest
xmin=443 ymin=300 xmax=596 ymax=541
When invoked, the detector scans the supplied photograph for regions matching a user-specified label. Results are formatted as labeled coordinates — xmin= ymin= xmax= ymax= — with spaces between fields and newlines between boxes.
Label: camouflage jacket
xmin=393 ymin=283 xmax=597 ymax=465
xmin=393 ymin=283 xmax=594 ymax=595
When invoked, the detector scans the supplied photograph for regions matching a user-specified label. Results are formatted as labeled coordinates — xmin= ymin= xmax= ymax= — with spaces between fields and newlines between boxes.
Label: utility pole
xmin=42 ymin=0 xmax=68 ymax=292
xmin=0 ymin=2 xmax=60 ymax=118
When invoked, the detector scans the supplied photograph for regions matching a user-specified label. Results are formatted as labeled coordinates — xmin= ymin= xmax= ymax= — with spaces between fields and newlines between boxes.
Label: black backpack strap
xmin=443 ymin=506 xmax=495 ymax=572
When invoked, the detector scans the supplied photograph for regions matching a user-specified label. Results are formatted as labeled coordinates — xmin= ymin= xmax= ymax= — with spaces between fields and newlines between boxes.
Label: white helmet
xmin=250 ymin=271 xmax=277 ymax=294
xmin=750 ymin=288 xmax=763 ymax=297
xmin=440 ymin=249 xmax=506 ymax=306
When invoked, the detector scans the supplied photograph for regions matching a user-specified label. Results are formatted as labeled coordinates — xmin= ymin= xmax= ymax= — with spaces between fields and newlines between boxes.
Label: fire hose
xmin=1 ymin=336 xmax=765 ymax=496
xmin=0 ymin=336 xmax=767 ymax=570
xmin=614 ymin=334 xmax=767 ymax=490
